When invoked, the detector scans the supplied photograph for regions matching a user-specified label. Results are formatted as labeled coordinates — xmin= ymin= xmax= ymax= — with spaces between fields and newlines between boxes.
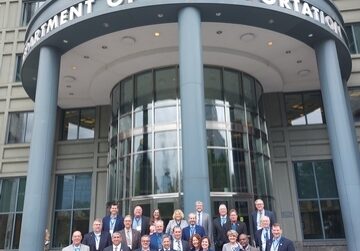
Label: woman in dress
xmin=150 ymin=208 xmax=162 ymax=226
xmin=222 ymin=230 xmax=240 ymax=251
xmin=165 ymin=209 xmax=188 ymax=234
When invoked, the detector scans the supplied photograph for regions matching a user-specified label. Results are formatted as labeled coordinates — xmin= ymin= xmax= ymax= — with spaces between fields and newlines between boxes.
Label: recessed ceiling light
xmin=121 ymin=36 xmax=136 ymax=46
xmin=308 ymin=33 xmax=314 ymax=38
xmin=216 ymin=30 xmax=223 ymax=35
xmin=63 ymin=75 xmax=76 ymax=82
xmin=157 ymin=13 xmax=164 ymax=18
xmin=297 ymin=69 xmax=311 ymax=77
xmin=240 ymin=33 xmax=255 ymax=42
xmin=102 ymin=45 xmax=108 ymax=49
xmin=32 ymin=77 xmax=37 ymax=81
xmin=297 ymin=60 xmax=302 ymax=64
xmin=285 ymin=50 xmax=291 ymax=54
xmin=69 ymin=92 xmax=74 ymax=96
xmin=63 ymin=40 xmax=68 ymax=44
xmin=216 ymin=12 xmax=222 ymax=17
xmin=83 ymin=55 xmax=90 ymax=59
xmin=103 ymin=22 xmax=109 ymax=28
xmin=72 ymin=66 xmax=77 ymax=70
xmin=267 ymin=41 xmax=273 ymax=46
xmin=269 ymin=19 xmax=275 ymax=24
xmin=154 ymin=32 xmax=160 ymax=37
xmin=66 ymin=85 xmax=71 ymax=88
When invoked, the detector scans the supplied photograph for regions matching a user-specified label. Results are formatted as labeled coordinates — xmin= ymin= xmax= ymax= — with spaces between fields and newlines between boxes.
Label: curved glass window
xmin=108 ymin=66 xmax=273 ymax=210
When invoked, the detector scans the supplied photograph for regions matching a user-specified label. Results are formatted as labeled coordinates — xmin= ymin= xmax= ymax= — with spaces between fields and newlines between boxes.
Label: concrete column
xmin=19 ymin=46 xmax=60 ymax=251
xmin=178 ymin=7 xmax=211 ymax=216
xmin=315 ymin=39 xmax=360 ymax=250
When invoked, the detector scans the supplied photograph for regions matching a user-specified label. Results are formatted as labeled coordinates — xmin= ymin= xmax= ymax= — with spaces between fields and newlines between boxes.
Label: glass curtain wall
xmin=108 ymin=66 xmax=273 ymax=212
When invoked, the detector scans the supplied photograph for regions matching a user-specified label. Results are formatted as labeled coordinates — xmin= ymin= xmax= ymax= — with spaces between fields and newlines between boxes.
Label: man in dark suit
xmin=195 ymin=201 xmax=212 ymax=238
xmin=103 ymin=202 xmax=125 ymax=235
xmin=182 ymin=213 xmax=206 ymax=241
xmin=213 ymin=204 xmax=230 ymax=251
xmin=254 ymin=216 xmax=272 ymax=251
xmin=120 ymin=215 xmax=141 ymax=251
xmin=265 ymin=223 xmax=295 ymax=251
xmin=83 ymin=219 xmax=112 ymax=251
xmin=104 ymin=231 xmax=130 ymax=251
xmin=160 ymin=235 xmax=174 ymax=251
xmin=251 ymin=199 xmax=275 ymax=233
xmin=225 ymin=209 xmax=247 ymax=236
xmin=135 ymin=235 xmax=156 ymax=251
xmin=171 ymin=226 xmax=190 ymax=251
xmin=132 ymin=205 xmax=150 ymax=236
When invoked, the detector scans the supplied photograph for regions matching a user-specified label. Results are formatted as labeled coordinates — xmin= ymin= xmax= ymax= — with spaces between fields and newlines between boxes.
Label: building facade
xmin=0 ymin=0 xmax=360 ymax=250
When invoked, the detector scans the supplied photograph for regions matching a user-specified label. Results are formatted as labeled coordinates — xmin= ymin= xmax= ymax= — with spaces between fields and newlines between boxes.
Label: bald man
xmin=62 ymin=231 xmax=90 ymax=251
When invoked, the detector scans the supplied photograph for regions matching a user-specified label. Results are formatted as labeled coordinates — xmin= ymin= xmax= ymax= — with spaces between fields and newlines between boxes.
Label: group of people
xmin=62 ymin=199 xmax=295 ymax=251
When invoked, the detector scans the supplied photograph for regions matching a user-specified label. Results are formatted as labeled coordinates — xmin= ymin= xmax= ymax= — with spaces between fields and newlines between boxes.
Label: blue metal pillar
xmin=19 ymin=46 xmax=60 ymax=251
xmin=178 ymin=7 xmax=211 ymax=216
xmin=315 ymin=39 xmax=360 ymax=250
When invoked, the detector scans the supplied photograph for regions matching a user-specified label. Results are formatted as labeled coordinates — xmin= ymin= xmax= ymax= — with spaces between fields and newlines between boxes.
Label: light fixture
xmin=63 ymin=75 xmax=76 ymax=82
xmin=66 ymin=84 xmax=71 ymax=88
xmin=102 ymin=45 xmax=108 ymax=49
xmin=267 ymin=41 xmax=273 ymax=46
xmin=308 ymin=33 xmax=314 ymax=38
xmin=32 ymin=77 xmax=37 ymax=81
xmin=63 ymin=39 xmax=68 ymax=44
xmin=103 ymin=22 xmax=109 ymax=28
xmin=285 ymin=50 xmax=291 ymax=54
xmin=72 ymin=66 xmax=77 ymax=70
xmin=240 ymin=33 xmax=255 ymax=42
xmin=216 ymin=12 xmax=222 ymax=17
xmin=121 ymin=36 xmax=136 ymax=46
xmin=83 ymin=55 xmax=90 ymax=59
xmin=69 ymin=92 xmax=74 ymax=96
xmin=297 ymin=69 xmax=311 ymax=77
xmin=216 ymin=30 xmax=223 ymax=35
xmin=154 ymin=32 xmax=160 ymax=37
xmin=157 ymin=13 xmax=164 ymax=18
xmin=268 ymin=19 xmax=274 ymax=24
xmin=297 ymin=60 xmax=302 ymax=64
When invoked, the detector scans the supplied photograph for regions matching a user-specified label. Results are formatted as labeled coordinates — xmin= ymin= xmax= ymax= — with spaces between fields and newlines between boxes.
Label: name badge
xmin=136 ymin=226 xmax=141 ymax=231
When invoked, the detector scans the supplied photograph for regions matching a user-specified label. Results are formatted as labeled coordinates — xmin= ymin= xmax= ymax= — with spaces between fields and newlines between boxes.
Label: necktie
xmin=190 ymin=226 xmax=195 ymax=236
xmin=75 ymin=247 xmax=80 ymax=251
xmin=177 ymin=240 xmax=181 ymax=251
xmin=114 ymin=246 xmax=118 ymax=251
xmin=232 ymin=223 xmax=236 ymax=230
xmin=265 ymin=229 xmax=269 ymax=240
xmin=126 ymin=230 xmax=132 ymax=245
xmin=221 ymin=217 xmax=225 ymax=226
xmin=197 ymin=212 xmax=201 ymax=225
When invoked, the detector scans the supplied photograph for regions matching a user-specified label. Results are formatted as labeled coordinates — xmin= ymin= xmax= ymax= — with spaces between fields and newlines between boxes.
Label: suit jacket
xmin=250 ymin=210 xmax=275 ymax=232
xmin=170 ymin=239 xmax=190 ymax=251
xmin=196 ymin=212 xmax=212 ymax=239
xmin=182 ymin=225 xmax=206 ymax=241
xmin=224 ymin=221 xmax=247 ymax=236
xmin=82 ymin=231 xmax=112 ymax=251
xmin=254 ymin=228 xmax=273 ymax=251
xmin=120 ymin=228 xmax=141 ymax=250
xmin=150 ymin=233 xmax=164 ymax=250
xmin=102 ymin=215 xmax=125 ymax=233
xmin=213 ymin=216 xmax=230 ymax=251
xmin=133 ymin=216 xmax=150 ymax=236
xmin=239 ymin=245 xmax=257 ymax=251
xmin=265 ymin=237 xmax=295 ymax=251
xmin=104 ymin=244 xmax=131 ymax=251
xmin=160 ymin=248 xmax=175 ymax=251
xmin=62 ymin=244 xmax=90 ymax=251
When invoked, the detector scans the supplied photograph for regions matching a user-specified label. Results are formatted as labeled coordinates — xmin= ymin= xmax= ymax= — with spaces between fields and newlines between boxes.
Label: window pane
xmin=154 ymin=106 xmax=177 ymax=124
xmin=74 ymin=175 xmax=91 ymax=208
xmin=230 ymin=131 xmax=245 ymax=149
xmin=79 ymin=109 xmax=95 ymax=139
xmin=112 ymin=84 xmax=120 ymax=118
xmin=285 ymin=94 xmax=306 ymax=126
xmin=349 ymin=88 xmax=360 ymax=122
xmin=0 ymin=214 xmax=14 ymax=249
xmin=224 ymin=70 xmax=242 ymax=105
xmin=243 ymin=74 xmax=256 ymax=109
xmin=208 ymin=149 xmax=229 ymax=192
xmin=120 ymin=78 xmax=133 ymax=114
xmin=0 ymin=179 xmax=17 ymax=212
xmin=120 ymin=138 xmax=131 ymax=156
xmin=229 ymin=107 xmax=245 ymax=125
xmin=7 ymin=113 xmax=27 ymax=143
xmin=155 ymin=67 xmax=177 ymax=104
xmin=134 ymin=109 xmax=152 ymax=128
xmin=155 ymin=131 xmax=177 ymax=149
xmin=55 ymin=175 xmax=74 ymax=210
xmin=134 ymin=134 xmax=151 ymax=153
xmin=345 ymin=26 xmax=356 ymax=54
xmin=207 ymin=130 xmax=226 ymax=147
xmin=294 ymin=162 xmax=317 ymax=199
xmin=15 ymin=55 xmax=22 ymax=82
xmin=72 ymin=210 xmax=90 ymax=236
xmin=232 ymin=150 xmax=247 ymax=192
xmin=303 ymin=92 xmax=324 ymax=125
xmin=12 ymin=214 xmax=22 ymax=249
xmin=320 ymin=200 xmax=345 ymax=239
xmin=62 ymin=110 xmax=79 ymax=140
xmin=52 ymin=211 xmax=71 ymax=248
xmin=154 ymin=150 xmax=178 ymax=193
xmin=24 ymin=112 xmax=34 ymax=143
xmin=16 ymin=178 xmax=26 ymax=211
xmin=133 ymin=152 xmax=152 ymax=195
xmin=353 ymin=23 xmax=360 ymax=53
xmin=135 ymin=71 xmax=153 ymax=109
xmin=315 ymin=162 xmax=338 ymax=198
xmin=205 ymin=105 xmax=225 ymax=122
xmin=299 ymin=200 xmax=323 ymax=239
xmin=119 ymin=114 xmax=132 ymax=132
xmin=204 ymin=67 xmax=222 ymax=101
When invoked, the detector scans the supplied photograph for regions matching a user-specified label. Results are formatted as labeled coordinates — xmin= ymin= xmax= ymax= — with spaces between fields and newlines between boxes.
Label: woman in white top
xmin=165 ymin=209 xmax=188 ymax=234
